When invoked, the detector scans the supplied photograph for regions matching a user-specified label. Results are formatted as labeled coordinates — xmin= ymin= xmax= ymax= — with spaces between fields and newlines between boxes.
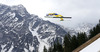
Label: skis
xmin=45 ymin=16 xmax=72 ymax=18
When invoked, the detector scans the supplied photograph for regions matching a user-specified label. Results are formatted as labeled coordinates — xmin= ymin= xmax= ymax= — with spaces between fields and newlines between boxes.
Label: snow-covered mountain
xmin=0 ymin=4 xmax=67 ymax=52
xmin=74 ymin=23 xmax=94 ymax=34
xmin=63 ymin=23 xmax=95 ymax=36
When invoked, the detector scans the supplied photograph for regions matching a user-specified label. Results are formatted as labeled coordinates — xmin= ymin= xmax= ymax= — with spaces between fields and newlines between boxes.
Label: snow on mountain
xmin=0 ymin=4 xmax=67 ymax=52
xmin=63 ymin=23 xmax=95 ymax=36
xmin=74 ymin=23 xmax=94 ymax=33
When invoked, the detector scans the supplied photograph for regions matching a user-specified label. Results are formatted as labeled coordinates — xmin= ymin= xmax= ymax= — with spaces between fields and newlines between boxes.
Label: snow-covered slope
xmin=62 ymin=23 xmax=95 ymax=36
xmin=80 ymin=38 xmax=100 ymax=52
xmin=74 ymin=23 xmax=94 ymax=33
xmin=0 ymin=4 xmax=67 ymax=52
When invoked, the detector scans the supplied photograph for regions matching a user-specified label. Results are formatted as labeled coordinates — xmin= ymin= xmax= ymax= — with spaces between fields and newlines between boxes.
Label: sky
xmin=0 ymin=0 xmax=100 ymax=28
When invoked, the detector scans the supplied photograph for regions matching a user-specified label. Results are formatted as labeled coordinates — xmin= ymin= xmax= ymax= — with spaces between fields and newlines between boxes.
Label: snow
xmin=40 ymin=24 xmax=55 ymax=34
xmin=29 ymin=22 xmax=49 ymax=52
xmin=14 ymin=17 xmax=18 ymax=21
xmin=0 ymin=6 xmax=8 ymax=14
xmin=8 ymin=45 xmax=13 ymax=52
xmin=29 ymin=44 xmax=34 ymax=52
xmin=1 ymin=44 xmax=7 ymax=52
xmin=24 ymin=48 xmax=28 ymax=52
xmin=0 ymin=9 xmax=6 ymax=14
xmin=80 ymin=38 xmax=100 ymax=52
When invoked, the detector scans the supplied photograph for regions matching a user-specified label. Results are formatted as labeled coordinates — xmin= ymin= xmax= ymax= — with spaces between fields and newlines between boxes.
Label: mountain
xmin=74 ymin=23 xmax=95 ymax=34
xmin=61 ymin=23 xmax=95 ymax=36
xmin=0 ymin=4 xmax=67 ymax=52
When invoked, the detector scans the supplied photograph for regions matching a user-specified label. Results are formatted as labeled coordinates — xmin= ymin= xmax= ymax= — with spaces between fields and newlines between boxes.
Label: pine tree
xmin=57 ymin=44 xmax=63 ymax=52
xmin=71 ymin=35 xmax=78 ymax=51
xmin=56 ymin=38 xmax=63 ymax=52
xmin=64 ymin=34 xmax=71 ymax=52
xmin=43 ymin=46 xmax=47 ymax=52
xmin=48 ymin=47 xmax=52 ymax=52
xmin=89 ymin=20 xmax=100 ymax=39
xmin=77 ymin=32 xmax=88 ymax=46
xmin=52 ymin=43 xmax=57 ymax=52
xmin=51 ymin=38 xmax=64 ymax=52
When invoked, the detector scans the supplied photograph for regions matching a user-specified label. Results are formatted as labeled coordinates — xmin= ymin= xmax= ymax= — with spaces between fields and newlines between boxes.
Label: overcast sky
xmin=0 ymin=0 xmax=100 ymax=28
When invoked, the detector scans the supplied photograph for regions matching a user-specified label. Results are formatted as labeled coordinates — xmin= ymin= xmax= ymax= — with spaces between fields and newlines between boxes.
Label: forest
xmin=43 ymin=20 xmax=100 ymax=52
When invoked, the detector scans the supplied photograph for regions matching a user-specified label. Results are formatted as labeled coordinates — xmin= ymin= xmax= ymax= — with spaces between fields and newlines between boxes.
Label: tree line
xmin=43 ymin=20 xmax=100 ymax=52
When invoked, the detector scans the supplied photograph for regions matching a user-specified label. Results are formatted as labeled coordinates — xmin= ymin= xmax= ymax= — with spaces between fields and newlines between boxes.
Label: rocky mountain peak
xmin=0 ymin=4 xmax=67 ymax=52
